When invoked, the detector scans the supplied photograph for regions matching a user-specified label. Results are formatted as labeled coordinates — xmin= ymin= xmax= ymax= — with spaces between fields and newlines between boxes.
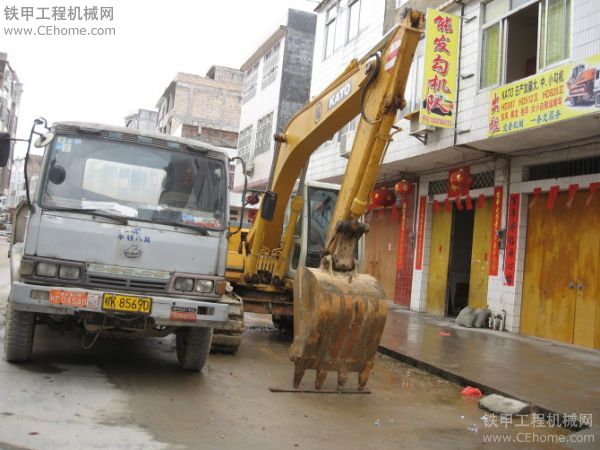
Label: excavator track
xmin=210 ymin=294 xmax=244 ymax=354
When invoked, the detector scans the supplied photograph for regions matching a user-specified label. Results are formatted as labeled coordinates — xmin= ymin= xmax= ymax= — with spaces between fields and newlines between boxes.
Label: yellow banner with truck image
xmin=488 ymin=53 xmax=600 ymax=137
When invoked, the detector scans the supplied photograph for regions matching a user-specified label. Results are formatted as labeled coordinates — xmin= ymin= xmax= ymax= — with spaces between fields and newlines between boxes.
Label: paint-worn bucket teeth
xmin=289 ymin=265 xmax=388 ymax=391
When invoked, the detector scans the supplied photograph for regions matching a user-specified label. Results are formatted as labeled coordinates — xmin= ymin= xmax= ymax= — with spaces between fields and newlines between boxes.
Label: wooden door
xmin=426 ymin=206 xmax=452 ymax=315
xmin=521 ymin=191 xmax=600 ymax=347
xmin=468 ymin=199 xmax=493 ymax=309
xmin=573 ymin=191 xmax=600 ymax=348
xmin=362 ymin=210 xmax=399 ymax=299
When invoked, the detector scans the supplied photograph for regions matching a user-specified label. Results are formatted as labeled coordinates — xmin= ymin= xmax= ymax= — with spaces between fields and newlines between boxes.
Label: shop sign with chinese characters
xmin=504 ymin=194 xmax=520 ymax=286
xmin=489 ymin=186 xmax=503 ymax=276
xmin=415 ymin=196 xmax=427 ymax=270
xmin=488 ymin=53 xmax=600 ymax=136
xmin=420 ymin=9 xmax=461 ymax=129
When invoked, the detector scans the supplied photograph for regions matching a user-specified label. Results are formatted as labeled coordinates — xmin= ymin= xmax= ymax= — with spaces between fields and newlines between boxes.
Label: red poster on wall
xmin=504 ymin=193 xmax=520 ymax=286
xmin=415 ymin=196 xmax=427 ymax=270
xmin=396 ymin=203 xmax=408 ymax=270
xmin=489 ymin=186 xmax=503 ymax=276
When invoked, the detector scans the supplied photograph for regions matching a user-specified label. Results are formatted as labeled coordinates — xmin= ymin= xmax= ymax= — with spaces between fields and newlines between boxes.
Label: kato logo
xmin=328 ymin=81 xmax=352 ymax=110
xmin=314 ymin=101 xmax=322 ymax=123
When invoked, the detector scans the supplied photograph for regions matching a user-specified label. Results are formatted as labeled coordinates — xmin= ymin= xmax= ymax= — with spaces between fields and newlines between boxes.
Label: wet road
xmin=0 ymin=241 xmax=570 ymax=449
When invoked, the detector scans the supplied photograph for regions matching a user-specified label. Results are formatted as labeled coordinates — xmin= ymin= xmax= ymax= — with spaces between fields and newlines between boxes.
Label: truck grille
xmin=87 ymin=274 xmax=169 ymax=294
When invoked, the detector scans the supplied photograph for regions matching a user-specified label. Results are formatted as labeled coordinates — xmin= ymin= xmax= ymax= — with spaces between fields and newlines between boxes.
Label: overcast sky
xmin=1 ymin=0 xmax=318 ymax=156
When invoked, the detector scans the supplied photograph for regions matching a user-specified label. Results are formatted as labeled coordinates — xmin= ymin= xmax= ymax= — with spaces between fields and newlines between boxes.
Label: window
xmin=228 ymin=163 xmax=235 ymax=190
xmin=243 ymin=62 xmax=259 ymax=103
xmin=237 ymin=125 xmax=254 ymax=163
xmin=403 ymin=54 xmax=424 ymax=113
xmin=324 ymin=4 xmax=337 ymax=58
xmin=262 ymin=41 xmax=281 ymax=89
xmin=539 ymin=0 xmax=570 ymax=68
xmin=480 ymin=0 xmax=571 ymax=89
xmin=254 ymin=112 xmax=273 ymax=156
xmin=347 ymin=0 xmax=361 ymax=41
xmin=323 ymin=0 xmax=362 ymax=59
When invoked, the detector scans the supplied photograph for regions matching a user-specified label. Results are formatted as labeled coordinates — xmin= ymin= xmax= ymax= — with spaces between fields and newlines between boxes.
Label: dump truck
xmin=0 ymin=121 xmax=242 ymax=370
xmin=225 ymin=9 xmax=425 ymax=390
xmin=566 ymin=63 xmax=600 ymax=107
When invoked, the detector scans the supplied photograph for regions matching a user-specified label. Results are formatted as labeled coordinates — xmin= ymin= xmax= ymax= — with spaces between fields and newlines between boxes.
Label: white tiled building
xmin=307 ymin=0 xmax=600 ymax=349
xmin=234 ymin=9 xmax=317 ymax=192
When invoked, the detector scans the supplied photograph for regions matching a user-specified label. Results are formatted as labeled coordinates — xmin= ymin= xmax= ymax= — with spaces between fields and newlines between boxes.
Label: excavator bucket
xmin=289 ymin=265 xmax=388 ymax=391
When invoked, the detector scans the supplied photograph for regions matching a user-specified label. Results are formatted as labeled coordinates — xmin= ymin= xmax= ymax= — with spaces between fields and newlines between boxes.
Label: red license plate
xmin=170 ymin=306 xmax=197 ymax=322
xmin=49 ymin=290 xmax=88 ymax=308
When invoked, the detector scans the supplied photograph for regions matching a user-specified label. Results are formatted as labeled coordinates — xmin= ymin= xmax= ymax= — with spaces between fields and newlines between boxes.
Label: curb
xmin=377 ymin=344 xmax=585 ymax=430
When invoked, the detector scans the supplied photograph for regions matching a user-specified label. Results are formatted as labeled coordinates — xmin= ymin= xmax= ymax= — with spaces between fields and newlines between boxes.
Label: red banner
xmin=395 ymin=204 xmax=407 ymax=270
xmin=504 ymin=194 xmax=520 ymax=286
xmin=587 ymin=182 xmax=600 ymax=206
xmin=415 ymin=196 xmax=427 ymax=270
xmin=529 ymin=187 xmax=542 ymax=208
xmin=546 ymin=185 xmax=560 ymax=210
xmin=489 ymin=186 xmax=503 ymax=276
xmin=465 ymin=196 xmax=473 ymax=210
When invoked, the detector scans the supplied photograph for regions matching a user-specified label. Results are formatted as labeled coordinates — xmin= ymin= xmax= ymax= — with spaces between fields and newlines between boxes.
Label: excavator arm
xmin=235 ymin=9 xmax=424 ymax=390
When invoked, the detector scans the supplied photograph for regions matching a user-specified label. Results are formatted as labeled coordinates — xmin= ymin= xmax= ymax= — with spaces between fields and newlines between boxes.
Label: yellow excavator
xmin=225 ymin=9 xmax=424 ymax=391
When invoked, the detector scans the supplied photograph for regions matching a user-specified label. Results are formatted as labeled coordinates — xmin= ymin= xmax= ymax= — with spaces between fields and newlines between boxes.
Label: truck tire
xmin=4 ymin=302 xmax=36 ymax=363
xmin=176 ymin=327 xmax=212 ymax=371
xmin=595 ymin=92 xmax=600 ymax=108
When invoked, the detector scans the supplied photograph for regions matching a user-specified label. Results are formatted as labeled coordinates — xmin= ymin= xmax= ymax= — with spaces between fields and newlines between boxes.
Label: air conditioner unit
xmin=407 ymin=110 xmax=435 ymax=144
xmin=339 ymin=130 xmax=356 ymax=158
xmin=408 ymin=111 xmax=435 ymax=135
xmin=245 ymin=161 xmax=254 ymax=176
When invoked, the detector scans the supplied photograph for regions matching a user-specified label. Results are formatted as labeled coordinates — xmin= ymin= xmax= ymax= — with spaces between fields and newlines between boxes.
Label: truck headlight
xmin=36 ymin=262 xmax=58 ymax=277
xmin=174 ymin=277 xmax=194 ymax=292
xmin=194 ymin=279 xmax=214 ymax=293
xmin=20 ymin=259 xmax=34 ymax=276
xmin=59 ymin=265 xmax=81 ymax=280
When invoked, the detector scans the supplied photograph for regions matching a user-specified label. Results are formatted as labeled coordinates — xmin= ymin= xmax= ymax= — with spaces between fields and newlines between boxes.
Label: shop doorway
xmin=447 ymin=206 xmax=475 ymax=316
xmin=426 ymin=198 xmax=493 ymax=316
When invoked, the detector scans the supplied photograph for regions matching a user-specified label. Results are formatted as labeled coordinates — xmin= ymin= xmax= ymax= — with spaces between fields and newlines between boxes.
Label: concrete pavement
xmin=380 ymin=306 xmax=600 ymax=432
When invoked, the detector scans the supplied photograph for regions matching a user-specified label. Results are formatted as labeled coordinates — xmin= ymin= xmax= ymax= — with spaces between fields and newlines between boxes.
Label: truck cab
xmin=5 ymin=121 xmax=241 ymax=370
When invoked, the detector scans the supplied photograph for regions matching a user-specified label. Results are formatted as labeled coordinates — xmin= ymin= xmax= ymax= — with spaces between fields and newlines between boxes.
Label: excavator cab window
xmin=305 ymin=186 xmax=338 ymax=268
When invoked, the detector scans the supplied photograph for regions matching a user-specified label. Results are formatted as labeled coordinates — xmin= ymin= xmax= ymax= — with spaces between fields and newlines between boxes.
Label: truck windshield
xmin=41 ymin=135 xmax=227 ymax=230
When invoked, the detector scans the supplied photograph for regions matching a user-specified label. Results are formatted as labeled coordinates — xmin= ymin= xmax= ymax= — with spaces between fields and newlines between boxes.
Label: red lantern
xmin=394 ymin=179 xmax=413 ymax=195
xmin=449 ymin=167 xmax=472 ymax=197
xmin=370 ymin=187 xmax=395 ymax=210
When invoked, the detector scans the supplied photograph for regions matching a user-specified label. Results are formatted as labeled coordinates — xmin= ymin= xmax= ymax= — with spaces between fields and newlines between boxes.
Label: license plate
xmin=49 ymin=290 xmax=88 ymax=308
xmin=102 ymin=293 xmax=152 ymax=314
xmin=170 ymin=306 xmax=197 ymax=322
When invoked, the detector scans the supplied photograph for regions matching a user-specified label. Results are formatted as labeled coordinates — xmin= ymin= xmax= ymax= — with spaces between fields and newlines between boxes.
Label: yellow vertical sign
xmin=420 ymin=9 xmax=461 ymax=129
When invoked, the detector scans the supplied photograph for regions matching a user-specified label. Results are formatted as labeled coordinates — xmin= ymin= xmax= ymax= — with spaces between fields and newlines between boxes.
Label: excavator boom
xmin=231 ymin=9 xmax=425 ymax=390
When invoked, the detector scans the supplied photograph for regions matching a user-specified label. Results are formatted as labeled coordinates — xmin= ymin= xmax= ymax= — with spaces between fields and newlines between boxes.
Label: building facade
xmin=0 ymin=52 xmax=23 ymax=198
xmin=156 ymin=66 xmax=243 ymax=149
xmin=233 ymin=9 xmax=317 ymax=192
xmin=7 ymin=154 xmax=42 ymax=213
xmin=124 ymin=108 xmax=158 ymax=132
xmin=307 ymin=0 xmax=600 ymax=349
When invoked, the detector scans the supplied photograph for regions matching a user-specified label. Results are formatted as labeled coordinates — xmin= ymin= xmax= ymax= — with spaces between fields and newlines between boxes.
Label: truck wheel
xmin=595 ymin=92 xmax=600 ymax=108
xmin=176 ymin=327 xmax=212 ymax=371
xmin=4 ymin=302 xmax=36 ymax=363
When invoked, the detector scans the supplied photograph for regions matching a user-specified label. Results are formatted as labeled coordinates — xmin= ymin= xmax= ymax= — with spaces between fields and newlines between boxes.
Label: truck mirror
xmin=261 ymin=191 xmax=278 ymax=221
xmin=35 ymin=132 xmax=55 ymax=148
xmin=0 ymin=133 xmax=11 ymax=167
